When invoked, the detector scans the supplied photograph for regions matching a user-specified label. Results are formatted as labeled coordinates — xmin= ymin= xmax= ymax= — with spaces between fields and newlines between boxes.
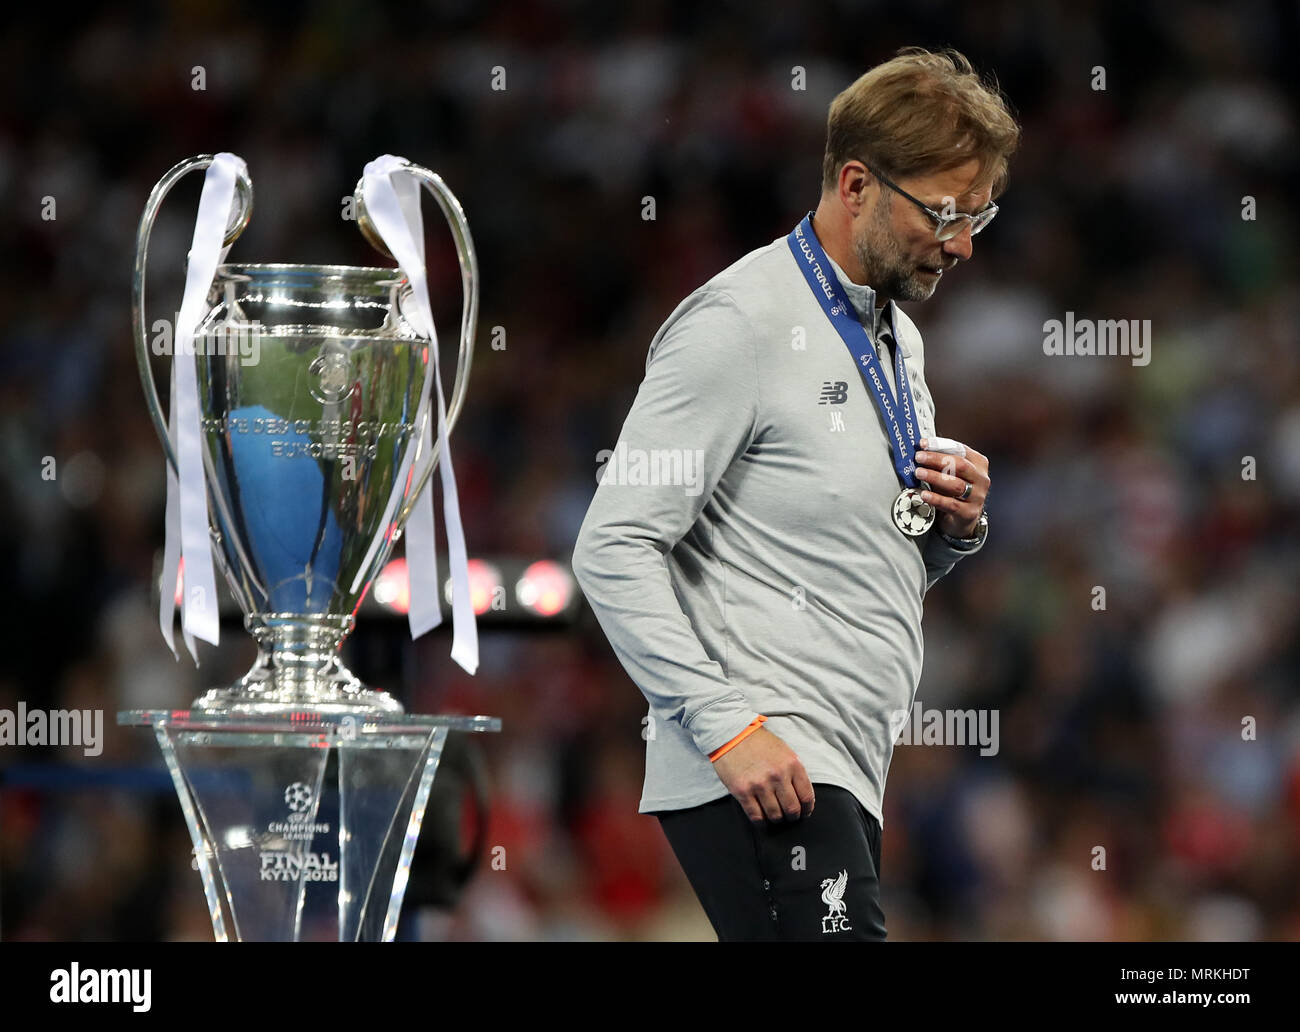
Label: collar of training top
xmin=821 ymin=251 xmax=909 ymax=358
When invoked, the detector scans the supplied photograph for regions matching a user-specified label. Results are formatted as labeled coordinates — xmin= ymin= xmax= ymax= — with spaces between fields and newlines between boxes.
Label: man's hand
xmin=914 ymin=439 xmax=990 ymax=538
xmin=712 ymin=727 xmax=816 ymax=823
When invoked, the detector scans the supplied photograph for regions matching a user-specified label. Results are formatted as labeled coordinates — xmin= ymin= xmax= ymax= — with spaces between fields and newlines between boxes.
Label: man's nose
xmin=942 ymin=222 xmax=974 ymax=261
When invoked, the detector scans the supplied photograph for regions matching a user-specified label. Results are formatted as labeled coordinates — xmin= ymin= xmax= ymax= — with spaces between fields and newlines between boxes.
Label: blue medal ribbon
xmin=786 ymin=212 xmax=920 ymax=489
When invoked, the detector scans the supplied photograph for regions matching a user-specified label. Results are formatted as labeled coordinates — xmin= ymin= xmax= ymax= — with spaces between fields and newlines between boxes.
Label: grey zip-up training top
xmin=570 ymin=228 xmax=983 ymax=827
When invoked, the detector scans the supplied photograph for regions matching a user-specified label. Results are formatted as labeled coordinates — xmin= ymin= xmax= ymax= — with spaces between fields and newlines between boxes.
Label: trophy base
xmin=191 ymin=685 xmax=405 ymax=717
xmin=192 ymin=649 xmax=404 ymax=716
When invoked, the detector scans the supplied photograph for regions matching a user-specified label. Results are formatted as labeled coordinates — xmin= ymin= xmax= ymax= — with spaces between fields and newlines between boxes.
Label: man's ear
xmin=839 ymin=161 xmax=872 ymax=216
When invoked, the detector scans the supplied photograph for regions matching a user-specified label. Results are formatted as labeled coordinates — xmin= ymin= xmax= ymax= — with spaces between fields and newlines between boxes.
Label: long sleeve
xmin=571 ymin=288 xmax=764 ymax=759
xmin=921 ymin=526 xmax=984 ymax=590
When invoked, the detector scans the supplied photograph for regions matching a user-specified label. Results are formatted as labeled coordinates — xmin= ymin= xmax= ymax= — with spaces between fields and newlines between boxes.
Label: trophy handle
xmin=132 ymin=155 xmax=255 ymax=473
xmin=353 ymin=162 xmax=478 ymax=527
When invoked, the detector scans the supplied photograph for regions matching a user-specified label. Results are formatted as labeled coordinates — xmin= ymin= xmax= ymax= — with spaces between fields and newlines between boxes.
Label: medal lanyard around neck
xmin=786 ymin=212 xmax=920 ymax=490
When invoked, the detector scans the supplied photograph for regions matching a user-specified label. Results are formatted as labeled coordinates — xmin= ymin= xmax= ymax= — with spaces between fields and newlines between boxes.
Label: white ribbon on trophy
xmin=159 ymin=151 xmax=247 ymax=661
xmin=351 ymin=155 xmax=479 ymax=675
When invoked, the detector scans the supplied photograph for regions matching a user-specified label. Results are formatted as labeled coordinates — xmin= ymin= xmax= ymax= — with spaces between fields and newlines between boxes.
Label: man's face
xmin=852 ymin=158 xmax=992 ymax=304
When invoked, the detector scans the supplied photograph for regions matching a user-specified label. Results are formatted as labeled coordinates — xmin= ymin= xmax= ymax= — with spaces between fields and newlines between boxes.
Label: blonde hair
xmin=821 ymin=47 xmax=1021 ymax=199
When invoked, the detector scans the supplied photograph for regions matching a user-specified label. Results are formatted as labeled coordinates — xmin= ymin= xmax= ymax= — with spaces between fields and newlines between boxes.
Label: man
xmin=571 ymin=47 xmax=1020 ymax=941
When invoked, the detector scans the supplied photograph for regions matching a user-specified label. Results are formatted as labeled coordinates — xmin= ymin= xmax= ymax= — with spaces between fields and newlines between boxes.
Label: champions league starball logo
xmin=308 ymin=350 xmax=355 ymax=404
xmin=267 ymin=782 xmax=329 ymax=839
xmin=892 ymin=487 xmax=935 ymax=536
xmin=284 ymin=782 xmax=314 ymax=814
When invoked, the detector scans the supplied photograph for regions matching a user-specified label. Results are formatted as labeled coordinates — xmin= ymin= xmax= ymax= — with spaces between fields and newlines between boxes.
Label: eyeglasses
xmin=864 ymin=164 xmax=999 ymax=241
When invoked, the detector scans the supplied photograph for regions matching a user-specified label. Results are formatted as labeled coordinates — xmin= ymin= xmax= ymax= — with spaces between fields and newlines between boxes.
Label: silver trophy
xmin=121 ymin=155 xmax=498 ymax=941
xmin=131 ymin=154 xmax=476 ymax=714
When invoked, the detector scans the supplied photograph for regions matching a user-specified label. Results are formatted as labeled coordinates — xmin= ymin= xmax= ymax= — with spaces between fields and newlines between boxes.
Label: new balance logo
xmin=818 ymin=381 xmax=848 ymax=405
xmin=820 ymin=869 xmax=852 ymax=934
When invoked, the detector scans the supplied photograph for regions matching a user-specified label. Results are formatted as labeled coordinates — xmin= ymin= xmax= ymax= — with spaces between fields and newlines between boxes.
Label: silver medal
xmin=892 ymin=487 xmax=935 ymax=537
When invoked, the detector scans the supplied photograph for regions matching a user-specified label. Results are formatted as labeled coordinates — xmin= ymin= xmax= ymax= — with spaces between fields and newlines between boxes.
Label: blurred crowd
xmin=1 ymin=0 xmax=1298 ymax=940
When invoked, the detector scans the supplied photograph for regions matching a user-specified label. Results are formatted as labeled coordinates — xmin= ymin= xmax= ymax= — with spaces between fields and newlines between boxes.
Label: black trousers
xmin=654 ymin=784 xmax=886 ymax=941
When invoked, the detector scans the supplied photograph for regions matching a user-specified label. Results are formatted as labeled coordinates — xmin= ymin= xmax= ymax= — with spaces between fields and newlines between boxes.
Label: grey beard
xmin=855 ymin=236 xmax=937 ymax=305
xmin=854 ymin=195 xmax=937 ymax=306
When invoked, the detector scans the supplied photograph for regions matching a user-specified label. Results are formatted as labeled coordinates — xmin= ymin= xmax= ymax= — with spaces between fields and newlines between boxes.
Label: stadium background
xmin=1 ymin=0 xmax=1298 ymax=940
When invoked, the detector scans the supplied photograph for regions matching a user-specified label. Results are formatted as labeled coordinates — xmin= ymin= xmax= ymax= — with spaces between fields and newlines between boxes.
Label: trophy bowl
xmin=195 ymin=264 xmax=424 ymax=714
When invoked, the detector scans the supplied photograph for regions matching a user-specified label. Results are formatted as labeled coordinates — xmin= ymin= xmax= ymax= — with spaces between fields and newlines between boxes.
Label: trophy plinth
xmin=117 ymin=710 xmax=501 ymax=941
